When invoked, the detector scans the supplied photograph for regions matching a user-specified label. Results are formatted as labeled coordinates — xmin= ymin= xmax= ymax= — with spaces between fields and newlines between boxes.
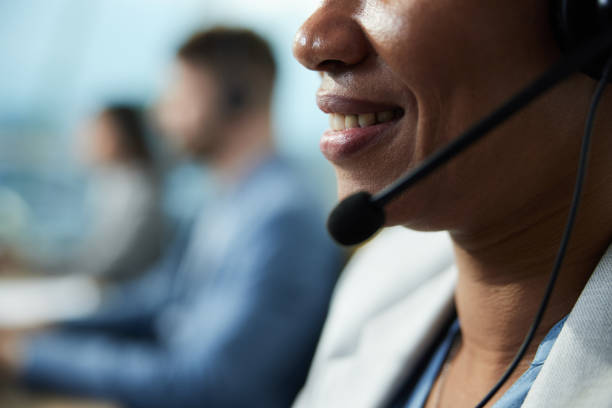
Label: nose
xmin=293 ymin=3 xmax=370 ymax=73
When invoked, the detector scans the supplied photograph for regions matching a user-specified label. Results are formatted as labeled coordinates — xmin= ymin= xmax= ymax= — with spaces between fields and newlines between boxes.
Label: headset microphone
xmin=327 ymin=26 xmax=612 ymax=247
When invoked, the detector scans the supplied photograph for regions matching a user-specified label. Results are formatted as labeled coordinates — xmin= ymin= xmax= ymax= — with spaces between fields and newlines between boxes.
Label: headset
xmin=325 ymin=0 xmax=612 ymax=406
xmin=224 ymin=83 xmax=248 ymax=115
xmin=554 ymin=0 xmax=612 ymax=80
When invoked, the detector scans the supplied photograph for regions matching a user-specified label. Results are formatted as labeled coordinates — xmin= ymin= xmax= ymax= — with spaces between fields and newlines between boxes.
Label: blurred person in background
xmin=27 ymin=104 xmax=165 ymax=282
xmin=0 ymin=248 xmax=15 ymax=273
xmin=0 ymin=27 xmax=343 ymax=408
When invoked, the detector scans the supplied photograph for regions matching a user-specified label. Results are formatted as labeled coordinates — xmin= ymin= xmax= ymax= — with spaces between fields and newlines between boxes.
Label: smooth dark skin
xmin=294 ymin=0 xmax=612 ymax=406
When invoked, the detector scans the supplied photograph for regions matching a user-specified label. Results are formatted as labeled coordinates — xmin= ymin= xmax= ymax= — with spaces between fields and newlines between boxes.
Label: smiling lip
xmin=317 ymin=94 xmax=403 ymax=162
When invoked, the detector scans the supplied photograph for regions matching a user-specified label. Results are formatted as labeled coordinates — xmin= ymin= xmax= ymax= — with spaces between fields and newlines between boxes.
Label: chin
xmin=334 ymin=172 xmax=379 ymax=202
xmin=333 ymin=160 xmax=411 ymax=202
xmin=334 ymin=167 xmax=451 ymax=232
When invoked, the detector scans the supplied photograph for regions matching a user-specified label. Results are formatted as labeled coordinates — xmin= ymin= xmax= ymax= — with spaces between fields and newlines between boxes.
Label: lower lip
xmin=320 ymin=121 xmax=397 ymax=162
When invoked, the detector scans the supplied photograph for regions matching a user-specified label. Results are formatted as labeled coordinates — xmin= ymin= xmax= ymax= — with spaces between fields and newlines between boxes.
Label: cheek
xmin=363 ymin=1 xmax=470 ymax=97
xmin=181 ymin=103 xmax=208 ymax=134
xmin=164 ymin=97 xmax=210 ymax=144
xmin=362 ymin=0 xmax=558 ymax=138
xmin=89 ymin=130 xmax=115 ymax=161
xmin=345 ymin=0 xmax=562 ymax=228
xmin=356 ymin=2 xmax=480 ymax=186
xmin=332 ymin=2 xmax=469 ymax=200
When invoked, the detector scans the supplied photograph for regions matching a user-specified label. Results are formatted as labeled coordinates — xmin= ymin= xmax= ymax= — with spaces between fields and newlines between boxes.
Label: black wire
xmin=474 ymin=54 xmax=612 ymax=408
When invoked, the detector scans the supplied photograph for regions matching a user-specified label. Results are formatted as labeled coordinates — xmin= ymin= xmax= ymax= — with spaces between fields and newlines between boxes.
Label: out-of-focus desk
xmin=0 ymin=272 xmax=101 ymax=329
xmin=0 ymin=385 xmax=119 ymax=408
xmin=0 ymin=272 xmax=112 ymax=407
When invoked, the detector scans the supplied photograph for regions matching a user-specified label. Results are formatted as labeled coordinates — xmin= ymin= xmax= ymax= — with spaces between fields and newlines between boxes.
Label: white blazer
xmin=293 ymin=227 xmax=612 ymax=408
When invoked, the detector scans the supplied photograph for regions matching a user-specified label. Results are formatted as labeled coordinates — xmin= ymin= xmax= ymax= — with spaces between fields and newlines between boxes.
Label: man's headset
xmin=224 ymin=84 xmax=248 ymax=115
xmin=326 ymin=0 xmax=612 ymax=406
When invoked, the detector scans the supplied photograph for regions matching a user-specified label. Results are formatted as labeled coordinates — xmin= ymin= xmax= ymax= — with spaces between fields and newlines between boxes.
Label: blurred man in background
xmin=0 ymin=27 xmax=343 ymax=408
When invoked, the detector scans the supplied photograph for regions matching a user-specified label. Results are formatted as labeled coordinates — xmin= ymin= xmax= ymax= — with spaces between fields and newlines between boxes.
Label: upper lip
xmin=317 ymin=94 xmax=402 ymax=115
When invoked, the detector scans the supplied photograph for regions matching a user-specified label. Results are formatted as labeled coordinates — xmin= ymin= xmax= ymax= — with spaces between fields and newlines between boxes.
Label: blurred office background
xmin=0 ymin=0 xmax=334 ymax=263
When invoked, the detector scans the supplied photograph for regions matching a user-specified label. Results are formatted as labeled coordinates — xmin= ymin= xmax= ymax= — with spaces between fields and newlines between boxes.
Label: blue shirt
xmin=22 ymin=155 xmax=344 ymax=408
xmin=403 ymin=316 xmax=567 ymax=408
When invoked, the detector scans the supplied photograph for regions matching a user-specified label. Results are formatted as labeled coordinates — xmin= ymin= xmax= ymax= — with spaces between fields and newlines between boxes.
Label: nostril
xmin=318 ymin=59 xmax=350 ymax=73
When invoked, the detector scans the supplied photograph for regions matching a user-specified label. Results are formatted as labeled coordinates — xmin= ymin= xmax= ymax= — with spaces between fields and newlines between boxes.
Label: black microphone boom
xmin=327 ymin=27 xmax=612 ymax=246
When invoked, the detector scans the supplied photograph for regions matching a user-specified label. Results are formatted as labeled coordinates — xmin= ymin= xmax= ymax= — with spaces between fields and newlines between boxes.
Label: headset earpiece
xmin=221 ymin=82 xmax=248 ymax=117
xmin=553 ymin=0 xmax=612 ymax=81
xmin=226 ymin=86 xmax=247 ymax=113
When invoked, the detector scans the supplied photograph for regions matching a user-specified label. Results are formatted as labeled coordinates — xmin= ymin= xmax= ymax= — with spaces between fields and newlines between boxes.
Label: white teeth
xmin=330 ymin=113 xmax=345 ymax=131
xmin=328 ymin=110 xmax=397 ymax=131
xmin=358 ymin=113 xmax=376 ymax=128
xmin=345 ymin=115 xmax=359 ymax=129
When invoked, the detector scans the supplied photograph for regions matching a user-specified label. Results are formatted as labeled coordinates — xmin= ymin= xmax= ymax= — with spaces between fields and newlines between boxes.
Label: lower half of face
xmin=323 ymin=92 xmax=504 ymax=231
xmin=158 ymin=107 xmax=226 ymax=162
xmin=322 ymin=92 xmax=434 ymax=226
xmin=309 ymin=0 xmax=583 ymax=232
xmin=158 ymin=112 xmax=217 ymax=159
xmin=330 ymin=88 xmax=591 ymax=233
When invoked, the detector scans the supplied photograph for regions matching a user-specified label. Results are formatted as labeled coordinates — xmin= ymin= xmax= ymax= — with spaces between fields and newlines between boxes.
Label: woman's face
xmin=85 ymin=114 xmax=124 ymax=165
xmin=294 ymin=0 xmax=586 ymax=231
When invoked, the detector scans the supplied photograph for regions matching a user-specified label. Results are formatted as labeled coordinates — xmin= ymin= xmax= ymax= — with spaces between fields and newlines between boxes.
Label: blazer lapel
xmin=523 ymin=244 xmax=612 ymax=407
xmin=304 ymin=267 xmax=456 ymax=408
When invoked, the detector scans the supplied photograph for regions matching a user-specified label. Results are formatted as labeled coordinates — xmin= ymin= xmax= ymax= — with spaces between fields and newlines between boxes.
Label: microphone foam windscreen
xmin=326 ymin=191 xmax=385 ymax=246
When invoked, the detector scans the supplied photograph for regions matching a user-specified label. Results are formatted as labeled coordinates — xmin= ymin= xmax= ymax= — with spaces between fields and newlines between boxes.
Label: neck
xmin=431 ymin=87 xmax=612 ymax=407
xmin=447 ymin=175 xmax=612 ymax=402
xmin=450 ymin=88 xmax=612 ymax=371
xmin=209 ymin=109 xmax=275 ymax=184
